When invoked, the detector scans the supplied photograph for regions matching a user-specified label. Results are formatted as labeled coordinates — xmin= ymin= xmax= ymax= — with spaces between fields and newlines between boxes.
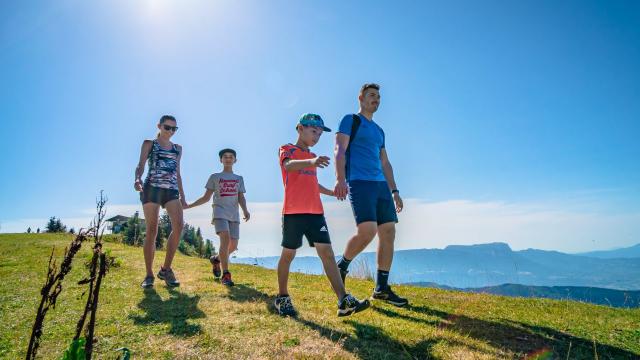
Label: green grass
xmin=1 ymin=233 xmax=639 ymax=359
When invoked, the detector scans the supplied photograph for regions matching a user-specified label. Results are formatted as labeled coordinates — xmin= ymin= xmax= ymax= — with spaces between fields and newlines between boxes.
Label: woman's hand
xmin=134 ymin=180 xmax=143 ymax=192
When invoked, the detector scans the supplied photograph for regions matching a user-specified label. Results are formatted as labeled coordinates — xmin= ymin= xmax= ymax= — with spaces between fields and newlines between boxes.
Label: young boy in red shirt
xmin=274 ymin=113 xmax=370 ymax=317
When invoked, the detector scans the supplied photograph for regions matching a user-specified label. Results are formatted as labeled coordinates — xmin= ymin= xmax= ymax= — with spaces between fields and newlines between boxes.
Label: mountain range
xmin=234 ymin=242 xmax=640 ymax=290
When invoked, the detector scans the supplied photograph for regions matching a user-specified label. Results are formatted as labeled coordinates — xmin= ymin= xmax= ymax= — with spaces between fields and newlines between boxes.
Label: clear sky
xmin=2 ymin=1 xmax=639 ymax=256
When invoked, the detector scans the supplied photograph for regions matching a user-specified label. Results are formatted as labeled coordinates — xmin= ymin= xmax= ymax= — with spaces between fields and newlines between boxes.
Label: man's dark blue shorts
xmin=348 ymin=180 xmax=398 ymax=225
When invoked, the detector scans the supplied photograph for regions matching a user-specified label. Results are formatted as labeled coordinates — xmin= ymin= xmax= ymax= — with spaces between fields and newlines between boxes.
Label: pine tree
xmin=204 ymin=239 xmax=217 ymax=259
xmin=45 ymin=217 xmax=57 ymax=233
xmin=156 ymin=211 xmax=171 ymax=249
xmin=123 ymin=212 xmax=145 ymax=246
xmin=45 ymin=217 xmax=67 ymax=233
xmin=195 ymin=227 xmax=205 ymax=257
xmin=55 ymin=218 xmax=67 ymax=233
xmin=27 ymin=227 xmax=32 ymax=233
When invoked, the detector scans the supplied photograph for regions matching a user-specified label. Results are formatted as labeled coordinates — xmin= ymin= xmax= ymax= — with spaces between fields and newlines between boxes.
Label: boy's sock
xmin=375 ymin=270 xmax=390 ymax=291
xmin=337 ymin=256 xmax=352 ymax=272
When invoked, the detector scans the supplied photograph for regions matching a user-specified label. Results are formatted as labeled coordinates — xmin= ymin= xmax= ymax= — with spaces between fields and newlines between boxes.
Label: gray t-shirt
xmin=205 ymin=172 xmax=246 ymax=222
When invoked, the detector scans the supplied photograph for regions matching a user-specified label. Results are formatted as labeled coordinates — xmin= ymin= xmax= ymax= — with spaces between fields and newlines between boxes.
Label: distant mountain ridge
xmin=577 ymin=243 xmax=640 ymax=259
xmin=407 ymin=282 xmax=640 ymax=308
xmin=234 ymin=242 xmax=640 ymax=290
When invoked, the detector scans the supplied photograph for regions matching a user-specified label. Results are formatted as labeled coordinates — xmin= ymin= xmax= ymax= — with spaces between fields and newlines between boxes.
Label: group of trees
xmin=45 ymin=217 xmax=67 ymax=233
xmin=120 ymin=211 xmax=216 ymax=258
xmin=32 ymin=213 xmax=217 ymax=259
xmin=26 ymin=218 xmax=79 ymax=234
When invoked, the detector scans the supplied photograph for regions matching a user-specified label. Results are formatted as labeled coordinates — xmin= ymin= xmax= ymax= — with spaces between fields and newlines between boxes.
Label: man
xmin=334 ymin=83 xmax=408 ymax=306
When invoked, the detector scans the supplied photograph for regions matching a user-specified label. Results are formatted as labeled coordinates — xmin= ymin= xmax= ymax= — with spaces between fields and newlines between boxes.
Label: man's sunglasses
xmin=163 ymin=125 xmax=179 ymax=132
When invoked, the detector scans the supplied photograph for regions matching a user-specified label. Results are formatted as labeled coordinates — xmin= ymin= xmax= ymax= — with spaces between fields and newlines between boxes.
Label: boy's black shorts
xmin=282 ymin=214 xmax=331 ymax=250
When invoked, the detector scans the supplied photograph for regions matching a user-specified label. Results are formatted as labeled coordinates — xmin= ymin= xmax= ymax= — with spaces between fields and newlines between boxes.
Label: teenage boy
xmin=186 ymin=148 xmax=250 ymax=286
xmin=274 ymin=113 xmax=370 ymax=317
xmin=334 ymin=83 xmax=408 ymax=307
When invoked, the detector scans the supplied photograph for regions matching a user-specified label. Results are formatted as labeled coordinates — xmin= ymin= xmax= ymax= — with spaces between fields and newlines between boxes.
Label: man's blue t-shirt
xmin=337 ymin=113 xmax=386 ymax=182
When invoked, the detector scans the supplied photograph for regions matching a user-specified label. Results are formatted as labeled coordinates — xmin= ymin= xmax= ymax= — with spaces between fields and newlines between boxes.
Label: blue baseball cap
xmin=297 ymin=113 xmax=331 ymax=132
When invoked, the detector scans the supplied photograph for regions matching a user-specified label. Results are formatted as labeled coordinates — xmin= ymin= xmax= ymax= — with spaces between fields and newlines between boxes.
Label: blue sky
xmin=2 ymin=1 xmax=639 ymax=255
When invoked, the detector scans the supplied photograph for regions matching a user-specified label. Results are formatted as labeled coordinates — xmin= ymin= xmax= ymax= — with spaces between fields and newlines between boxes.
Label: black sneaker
xmin=140 ymin=275 xmax=155 ymax=288
xmin=157 ymin=267 xmax=180 ymax=287
xmin=371 ymin=287 xmax=408 ymax=307
xmin=210 ymin=256 xmax=221 ymax=279
xmin=337 ymin=294 xmax=370 ymax=317
xmin=274 ymin=295 xmax=298 ymax=317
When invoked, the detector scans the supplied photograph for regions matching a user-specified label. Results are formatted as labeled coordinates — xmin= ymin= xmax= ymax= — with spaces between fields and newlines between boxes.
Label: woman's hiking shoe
xmin=140 ymin=275 xmax=155 ymax=288
xmin=371 ymin=286 xmax=408 ymax=307
xmin=157 ymin=267 xmax=180 ymax=287
xmin=221 ymin=271 xmax=234 ymax=286
xmin=337 ymin=294 xmax=370 ymax=317
xmin=210 ymin=255 xmax=221 ymax=279
xmin=275 ymin=295 xmax=298 ymax=317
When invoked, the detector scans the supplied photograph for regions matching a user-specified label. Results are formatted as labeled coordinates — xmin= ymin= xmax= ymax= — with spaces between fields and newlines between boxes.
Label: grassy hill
xmin=1 ymin=233 xmax=639 ymax=359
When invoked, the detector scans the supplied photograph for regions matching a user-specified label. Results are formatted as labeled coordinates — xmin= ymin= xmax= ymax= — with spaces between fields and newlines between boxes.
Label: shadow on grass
xmin=226 ymin=284 xmax=276 ymax=308
xmin=223 ymin=283 xmax=639 ymax=359
xmin=376 ymin=304 xmax=639 ymax=359
xmin=129 ymin=287 xmax=206 ymax=337
xmin=222 ymin=284 xmax=477 ymax=358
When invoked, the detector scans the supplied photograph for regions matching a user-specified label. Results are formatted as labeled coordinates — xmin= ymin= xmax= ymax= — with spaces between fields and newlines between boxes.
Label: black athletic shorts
xmin=282 ymin=214 xmax=331 ymax=250
xmin=140 ymin=184 xmax=180 ymax=208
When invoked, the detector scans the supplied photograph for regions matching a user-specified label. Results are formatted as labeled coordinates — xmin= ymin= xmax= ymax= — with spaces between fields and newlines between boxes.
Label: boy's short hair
xmin=219 ymin=148 xmax=237 ymax=158
xmin=360 ymin=83 xmax=380 ymax=96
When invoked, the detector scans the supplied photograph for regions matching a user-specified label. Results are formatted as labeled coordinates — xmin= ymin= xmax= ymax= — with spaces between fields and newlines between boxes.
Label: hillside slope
xmin=1 ymin=234 xmax=639 ymax=359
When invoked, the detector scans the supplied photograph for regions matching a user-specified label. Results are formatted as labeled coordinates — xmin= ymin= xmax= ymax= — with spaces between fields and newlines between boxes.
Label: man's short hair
xmin=219 ymin=148 xmax=237 ymax=159
xmin=360 ymin=83 xmax=380 ymax=96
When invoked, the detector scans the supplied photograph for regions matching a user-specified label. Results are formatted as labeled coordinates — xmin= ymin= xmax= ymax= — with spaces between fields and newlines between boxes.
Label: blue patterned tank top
xmin=145 ymin=139 xmax=180 ymax=190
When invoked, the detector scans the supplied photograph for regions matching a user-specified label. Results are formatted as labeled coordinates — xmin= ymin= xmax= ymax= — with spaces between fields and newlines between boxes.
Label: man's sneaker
xmin=210 ymin=256 xmax=221 ymax=279
xmin=274 ymin=295 xmax=298 ymax=317
xmin=140 ymin=275 xmax=155 ymax=288
xmin=339 ymin=268 xmax=349 ymax=286
xmin=221 ymin=272 xmax=234 ymax=286
xmin=157 ymin=267 xmax=180 ymax=287
xmin=337 ymin=294 xmax=371 ymax=317
xmin=371 ymin=287 xmax=408 ymax=307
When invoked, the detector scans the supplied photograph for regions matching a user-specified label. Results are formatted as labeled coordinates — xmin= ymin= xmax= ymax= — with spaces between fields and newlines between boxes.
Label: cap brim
xmin=322 ymin=126 xmax=332 ymax=132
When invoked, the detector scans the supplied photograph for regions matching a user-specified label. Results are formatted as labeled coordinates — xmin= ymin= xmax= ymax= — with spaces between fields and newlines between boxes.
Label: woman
xmin=134 ymin=115 xmax=187 ymax=288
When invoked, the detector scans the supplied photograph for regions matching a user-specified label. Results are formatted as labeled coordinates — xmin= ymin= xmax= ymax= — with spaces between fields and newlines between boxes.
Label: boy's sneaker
xmin=371 ymin=286 xmax=408 ymax=307
xmin=337 ymin=294 xmax=371 ymax=317
xmin=221 ymin=272 xmax=234 ymax=286
xmin=140 ymin=275 xmax=155 ymax=288
xmin=275 ymin=295 xmax=298 ymax=317
xmin=210 ymin=256 xmax=221 ymax=279
xmin=157 ymin=267 xmax=180 ymax=287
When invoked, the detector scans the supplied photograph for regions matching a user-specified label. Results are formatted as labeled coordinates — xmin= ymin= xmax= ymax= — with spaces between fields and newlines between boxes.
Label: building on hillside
xmin=106 ymin=213 xmax=145 ymax=234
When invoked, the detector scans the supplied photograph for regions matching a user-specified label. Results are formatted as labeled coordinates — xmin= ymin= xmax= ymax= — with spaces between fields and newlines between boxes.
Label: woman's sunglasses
xmin=163 ymin=125 xmax=179 ymax=132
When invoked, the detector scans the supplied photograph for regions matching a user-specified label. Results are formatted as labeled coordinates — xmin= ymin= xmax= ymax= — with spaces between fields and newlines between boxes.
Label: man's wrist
xmin=391 ymin=189 xmax=400 ymax=195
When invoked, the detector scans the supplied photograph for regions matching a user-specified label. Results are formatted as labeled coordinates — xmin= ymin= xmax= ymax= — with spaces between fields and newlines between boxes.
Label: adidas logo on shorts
xmin=320 ymin=226 xmax=328 ymax=232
